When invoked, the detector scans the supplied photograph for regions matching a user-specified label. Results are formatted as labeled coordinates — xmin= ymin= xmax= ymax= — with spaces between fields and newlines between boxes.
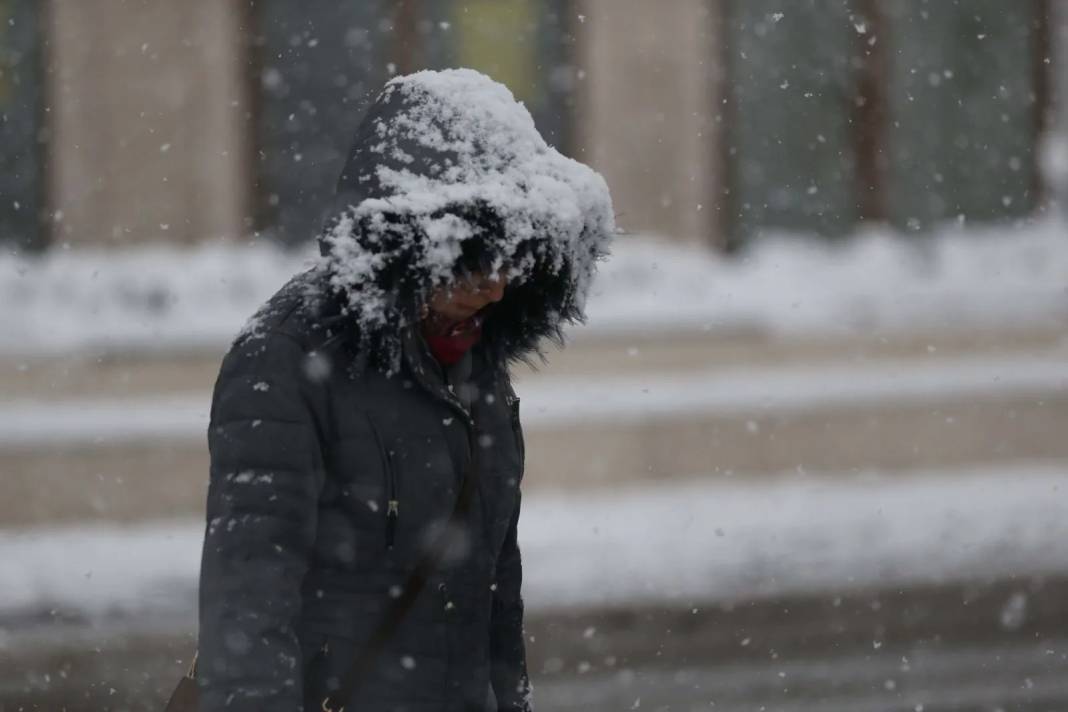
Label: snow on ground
xmin=522 ymin=463 xmax=1068 ymax=611
xmin=1 ymin=241 xmax=308 ymax=357
xmin=0 ymin=463 xmax=1065 ymax=625
xmin=1 ymin=352 xmax=1064 ymax=448
xmin=587 ymin=218 xmax=1068 ymax=337
xmin=2 ymin=218 xmax=1066 ymax=357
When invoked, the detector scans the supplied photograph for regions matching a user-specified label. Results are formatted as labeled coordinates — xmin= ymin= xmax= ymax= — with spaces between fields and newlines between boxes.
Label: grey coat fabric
xmin=197 ymin=273 xmax=530 ymax=712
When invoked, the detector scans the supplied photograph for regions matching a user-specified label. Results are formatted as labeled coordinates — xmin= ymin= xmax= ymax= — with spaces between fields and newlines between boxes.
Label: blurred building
xmin=0 ymin=0 xmax=1063 ymax=252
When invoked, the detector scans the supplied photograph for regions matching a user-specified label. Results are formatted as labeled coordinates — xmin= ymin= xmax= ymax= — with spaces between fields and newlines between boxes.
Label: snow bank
xmin=1 ymin=464 xmax=1065 ymax=625
xmin=1 ymin=218 xmax=1065 ymax=357
xmin=1 ymin=240 xmax=316 ymax=357
xmin=522 ymin=463 xmax=1068 ymax=611
xmin=585 ymin=217 xmax=1068 ymax=336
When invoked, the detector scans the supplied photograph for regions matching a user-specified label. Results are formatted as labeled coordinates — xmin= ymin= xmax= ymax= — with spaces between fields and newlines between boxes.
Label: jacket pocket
xmin=300 ymin=635 xmax=330 ymax=710
xmin=366 ymin=415 xmax=400 ymax=550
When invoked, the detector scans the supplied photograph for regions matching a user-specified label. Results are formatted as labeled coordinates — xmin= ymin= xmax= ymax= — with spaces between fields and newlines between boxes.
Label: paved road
xmin=4 ymin=635 xmax=1065 ymax=712
xmin=536 ymin=639 xmax=1068 ymax=712
xmin=4 ymin=578 xmax=1066 ymax=711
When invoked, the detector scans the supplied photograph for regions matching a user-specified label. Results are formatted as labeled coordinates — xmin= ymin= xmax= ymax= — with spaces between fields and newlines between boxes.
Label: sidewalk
xmin=3 ymin=321 xmax=1065 ymax=402
xmin=3 ymin=466 xmax=1067 ymax=710
xmin=1 ymin=328 xmax=1066 ymax=526
xmin=3 ymin=464 xmax=1065 ymax=627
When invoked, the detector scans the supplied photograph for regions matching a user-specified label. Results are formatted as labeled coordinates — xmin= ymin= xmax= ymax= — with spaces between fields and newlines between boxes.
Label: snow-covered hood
xmin=317 ymin=68 xmax=615 ymax=371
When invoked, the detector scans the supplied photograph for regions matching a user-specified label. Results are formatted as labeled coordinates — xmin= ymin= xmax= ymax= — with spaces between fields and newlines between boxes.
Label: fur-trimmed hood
xmin=316 ymin=68 xmax=615 ymax=373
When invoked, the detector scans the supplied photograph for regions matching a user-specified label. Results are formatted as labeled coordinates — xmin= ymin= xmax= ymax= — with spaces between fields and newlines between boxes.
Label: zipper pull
xmin=386 ymin=499 xmax=399 ymax=548
xmin=438 ymin=582 xmax=455 ymax=614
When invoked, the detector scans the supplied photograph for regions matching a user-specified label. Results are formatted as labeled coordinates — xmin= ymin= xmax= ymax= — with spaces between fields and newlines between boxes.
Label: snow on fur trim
xmin=317 ymin=68 xmax=615 ymax=372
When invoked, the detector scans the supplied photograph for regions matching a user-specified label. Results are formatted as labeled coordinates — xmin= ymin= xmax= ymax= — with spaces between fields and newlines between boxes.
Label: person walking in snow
xmin=195 ymin=69 xmax=614 ymax=711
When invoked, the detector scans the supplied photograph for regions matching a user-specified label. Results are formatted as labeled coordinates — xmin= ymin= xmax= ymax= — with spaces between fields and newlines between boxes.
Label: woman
xmin=197 ymin=68 xmax=614 ymax=711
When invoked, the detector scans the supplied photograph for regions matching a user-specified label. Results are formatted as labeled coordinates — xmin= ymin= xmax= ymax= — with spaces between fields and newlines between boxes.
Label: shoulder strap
xmin=322 ymin=356 xmax=480 ymax=711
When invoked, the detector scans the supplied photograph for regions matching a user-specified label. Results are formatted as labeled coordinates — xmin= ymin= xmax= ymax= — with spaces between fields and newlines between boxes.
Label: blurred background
xmin=2 ymin=1 xmax=1068 ymax=710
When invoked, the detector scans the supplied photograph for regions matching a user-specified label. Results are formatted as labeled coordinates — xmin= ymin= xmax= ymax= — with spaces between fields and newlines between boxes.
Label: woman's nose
xmin=482 ymin=276 xmax=506 ymax=303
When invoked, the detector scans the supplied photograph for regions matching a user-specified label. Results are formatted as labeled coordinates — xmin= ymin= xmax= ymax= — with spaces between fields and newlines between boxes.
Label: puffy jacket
xmin=197 ymin=68 xmax=614 ymax=711
xmin=198 ymin=272 xmax=529 ymax=711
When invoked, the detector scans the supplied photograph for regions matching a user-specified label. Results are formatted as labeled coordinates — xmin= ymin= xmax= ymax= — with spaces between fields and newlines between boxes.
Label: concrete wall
xmin=35 ymin=3 xmax=1063 ymax=248
xmin=574 ymin=0 xmax=723 ymax=247
xmin=45 ymin=0 xmax=250 ymax=246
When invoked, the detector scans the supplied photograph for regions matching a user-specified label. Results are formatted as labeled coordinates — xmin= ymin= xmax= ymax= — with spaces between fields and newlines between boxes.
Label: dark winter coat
xmin=198 ymin=275 xmax=529 ymax=712
xmin=197 ymin=69 xmax=613 ymax=712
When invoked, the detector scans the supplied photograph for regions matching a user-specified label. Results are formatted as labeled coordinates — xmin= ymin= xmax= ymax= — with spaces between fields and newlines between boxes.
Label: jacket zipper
xmin=385 ymin=448 xmax=399 ymax=549
xmin=367 ymin=416 xmax=399 ymax=550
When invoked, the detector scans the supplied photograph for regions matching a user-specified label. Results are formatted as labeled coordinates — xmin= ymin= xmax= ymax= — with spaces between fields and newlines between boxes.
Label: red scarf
xmin=424 ymin=314 xmax=484 ymax=366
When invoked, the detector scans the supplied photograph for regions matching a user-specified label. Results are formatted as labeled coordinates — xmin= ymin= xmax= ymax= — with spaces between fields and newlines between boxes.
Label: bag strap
xmin=321 ymin=355 xmax=481 ymax=712
xmin=322 ymin=438 xmax=478 ymax=711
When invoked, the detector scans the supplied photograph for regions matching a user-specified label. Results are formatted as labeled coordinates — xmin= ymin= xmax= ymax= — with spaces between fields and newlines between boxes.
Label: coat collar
xmin=400 ymin=323 xmax=480 ymax=425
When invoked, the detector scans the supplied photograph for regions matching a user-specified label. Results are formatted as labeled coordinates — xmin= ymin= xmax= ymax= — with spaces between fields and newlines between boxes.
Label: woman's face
xmin=426 ymin=271 xmax=507 ymax=323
